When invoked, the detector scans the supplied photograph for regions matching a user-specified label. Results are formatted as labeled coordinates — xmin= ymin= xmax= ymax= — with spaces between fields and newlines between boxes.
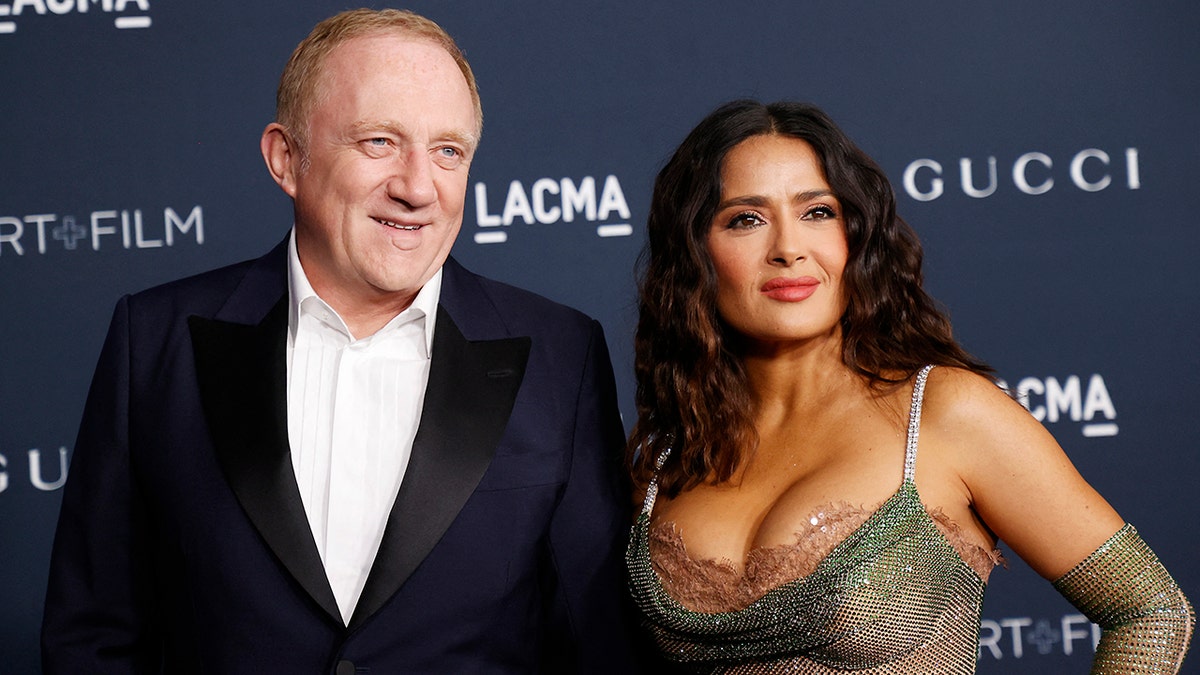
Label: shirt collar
xmin=286 ymin=227 xmax=442 ymax=354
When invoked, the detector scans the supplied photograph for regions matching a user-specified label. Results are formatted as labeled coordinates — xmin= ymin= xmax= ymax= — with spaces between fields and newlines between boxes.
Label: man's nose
xmin=387 ymin=148 xmax=437 ymax=209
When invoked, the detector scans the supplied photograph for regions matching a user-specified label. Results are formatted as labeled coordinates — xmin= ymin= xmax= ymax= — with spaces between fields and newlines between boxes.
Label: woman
xmin=625 ymin=100 xmax=1193 ymax=673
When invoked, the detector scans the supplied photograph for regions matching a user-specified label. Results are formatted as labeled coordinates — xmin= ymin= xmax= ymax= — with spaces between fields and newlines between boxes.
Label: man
xmin=42 ymin=9 xmax=639 ymax=673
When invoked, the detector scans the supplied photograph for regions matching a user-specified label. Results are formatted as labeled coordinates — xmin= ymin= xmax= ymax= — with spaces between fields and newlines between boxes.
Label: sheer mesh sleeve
xmin=1053 ymin=524 xmax=1194 ymax=674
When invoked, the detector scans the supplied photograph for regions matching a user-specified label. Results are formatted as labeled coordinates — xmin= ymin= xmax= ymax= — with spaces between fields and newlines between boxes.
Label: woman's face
xmin=706 ymin=134 xmax=849 ymax=348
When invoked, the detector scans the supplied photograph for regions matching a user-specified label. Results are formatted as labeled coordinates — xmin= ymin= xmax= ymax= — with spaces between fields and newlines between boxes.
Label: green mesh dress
xmin=626 ymin=366 xmax=998 ymax=673
xmin=628 ymin=365 xmax=1194 ymax=673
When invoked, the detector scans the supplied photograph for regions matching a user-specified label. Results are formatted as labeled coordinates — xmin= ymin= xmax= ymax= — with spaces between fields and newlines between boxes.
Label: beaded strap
xmin=904 ymin=365 xmax=935 ymax=483
xmin=1053 ymin=524 xmax=1195 ymax=673
xmin=641 ymin=445 xmax=673 ymax=516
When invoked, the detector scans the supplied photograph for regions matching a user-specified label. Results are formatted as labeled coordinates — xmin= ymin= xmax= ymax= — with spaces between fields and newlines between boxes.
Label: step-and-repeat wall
xmin=2 ymin=2 xmax=1196 ymax=672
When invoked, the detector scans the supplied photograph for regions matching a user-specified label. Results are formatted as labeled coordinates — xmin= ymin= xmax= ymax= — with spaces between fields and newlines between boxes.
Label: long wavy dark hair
xmin=628 ymin=100 xmax=992 ymax=496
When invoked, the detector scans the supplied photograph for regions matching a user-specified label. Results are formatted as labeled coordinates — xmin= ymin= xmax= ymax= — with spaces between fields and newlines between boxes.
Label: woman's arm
xmin=921 ymin=367 xmax=1193 ymax=673
xmin=1053 ymin=525 xmax=1194 ymax=673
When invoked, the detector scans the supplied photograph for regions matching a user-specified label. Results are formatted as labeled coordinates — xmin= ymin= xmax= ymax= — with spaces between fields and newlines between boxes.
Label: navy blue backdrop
xmin=2 ymin=2 xmax=1196 ymax=672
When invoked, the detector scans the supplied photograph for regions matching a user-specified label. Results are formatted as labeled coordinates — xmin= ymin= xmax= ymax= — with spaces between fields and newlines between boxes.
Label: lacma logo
xmin=0 ymin=0 xmax=151 ymax=35
xmin=470 ymin=174 xmax=632 ymax=244
xmin=0 ymin=205 xmax=203 ymax=256
xmin=998 ymin=373 xmax=1118 ymax=437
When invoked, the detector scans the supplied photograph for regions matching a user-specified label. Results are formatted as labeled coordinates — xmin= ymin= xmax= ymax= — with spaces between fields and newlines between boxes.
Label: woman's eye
xmin=803 ymin=205 xmax=837 ymax=220
xmin=727 ymin=212 xmax=765 ymax=229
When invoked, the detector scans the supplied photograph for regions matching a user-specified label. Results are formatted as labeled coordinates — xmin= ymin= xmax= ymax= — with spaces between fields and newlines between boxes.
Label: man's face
xmin=283 ymin=34 xmax=478 ymax=315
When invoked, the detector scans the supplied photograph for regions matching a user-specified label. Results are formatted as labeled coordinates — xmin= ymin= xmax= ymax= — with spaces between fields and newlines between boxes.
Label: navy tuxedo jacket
xmin=43 ymin=240 xmax=641 ymax=673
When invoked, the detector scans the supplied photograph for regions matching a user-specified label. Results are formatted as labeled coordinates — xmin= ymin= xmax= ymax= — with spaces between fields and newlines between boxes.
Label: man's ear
xmin=261 ymin=123 xmax=300 ymax=198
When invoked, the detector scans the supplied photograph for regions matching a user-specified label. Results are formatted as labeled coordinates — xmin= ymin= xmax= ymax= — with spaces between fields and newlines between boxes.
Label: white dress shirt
xmin=284 ymin=230 xmax=440 ymax=625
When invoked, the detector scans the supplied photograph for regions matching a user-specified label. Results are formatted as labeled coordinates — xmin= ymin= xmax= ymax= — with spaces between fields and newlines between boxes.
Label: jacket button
xmin=335 ymin=660 xmax=356 ymax=675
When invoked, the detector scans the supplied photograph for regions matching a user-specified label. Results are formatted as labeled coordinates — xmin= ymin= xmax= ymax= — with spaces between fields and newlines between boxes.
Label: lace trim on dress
xmin=649 ymin=501 xmax=1003 ymax=614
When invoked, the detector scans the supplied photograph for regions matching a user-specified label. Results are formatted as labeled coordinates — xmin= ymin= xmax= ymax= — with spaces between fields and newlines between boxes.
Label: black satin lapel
xmin=349 ymin=306 xmax=531 ymax=629
xmin=189 ymin=298 xmax=341 ymax=624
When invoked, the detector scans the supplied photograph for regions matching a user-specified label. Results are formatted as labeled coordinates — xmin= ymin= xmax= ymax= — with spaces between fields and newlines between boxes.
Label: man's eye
xmin=367 ymin=138 xmax=389 ymax=147
xmin=433 ymin=146 xmax=467 ymax=168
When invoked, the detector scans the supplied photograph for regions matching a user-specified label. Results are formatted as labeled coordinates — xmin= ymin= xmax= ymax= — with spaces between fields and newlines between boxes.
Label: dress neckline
xmin=636 ymin=366 xmax=999 ymax=616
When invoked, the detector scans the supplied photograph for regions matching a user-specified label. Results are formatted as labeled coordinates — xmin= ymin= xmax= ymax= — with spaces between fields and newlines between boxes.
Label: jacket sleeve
xmin=1053 ymin=524 xmax=1195 ymax=674
xmin=542 ymin=319 xmax=646 ymax=673
xmin=42 ymin=296 xmax=159 ymax=672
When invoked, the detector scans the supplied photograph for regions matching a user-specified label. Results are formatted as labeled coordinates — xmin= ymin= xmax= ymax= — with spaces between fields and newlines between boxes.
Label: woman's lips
xmin=760 ymin=276 xmax=819 ymax=301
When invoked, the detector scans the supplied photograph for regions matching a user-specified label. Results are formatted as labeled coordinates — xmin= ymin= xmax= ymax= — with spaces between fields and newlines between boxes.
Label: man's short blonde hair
xmin=275 ymin=8 xmax=482 ymax=155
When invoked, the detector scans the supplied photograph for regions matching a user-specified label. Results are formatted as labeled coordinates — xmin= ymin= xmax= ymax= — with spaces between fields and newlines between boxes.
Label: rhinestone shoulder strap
xmin=641 ymin=445 xmax=673 ymax=516
xmin=904 ymin=365 xmax=936 ymax=483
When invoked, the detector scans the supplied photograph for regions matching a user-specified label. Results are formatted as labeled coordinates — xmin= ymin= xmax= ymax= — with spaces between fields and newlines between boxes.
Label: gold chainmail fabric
xmin=1053 ymin=524 xmax=1195 ymax=674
